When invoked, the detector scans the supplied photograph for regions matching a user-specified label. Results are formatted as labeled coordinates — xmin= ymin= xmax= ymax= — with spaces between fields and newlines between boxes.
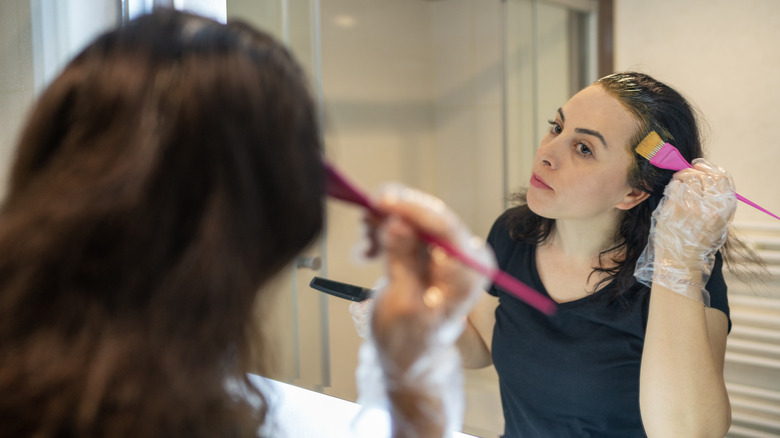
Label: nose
xmin=536 ymin=139 xmax=558 ymax=169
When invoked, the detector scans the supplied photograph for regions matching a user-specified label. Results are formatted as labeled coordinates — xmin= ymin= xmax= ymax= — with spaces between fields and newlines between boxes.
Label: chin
xmin=525 ymin=195 xmax=554 ymax=219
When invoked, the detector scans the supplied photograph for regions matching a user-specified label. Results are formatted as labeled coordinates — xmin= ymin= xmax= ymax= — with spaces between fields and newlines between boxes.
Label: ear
xmin=615 ymin=187 xmax=650 ymax=211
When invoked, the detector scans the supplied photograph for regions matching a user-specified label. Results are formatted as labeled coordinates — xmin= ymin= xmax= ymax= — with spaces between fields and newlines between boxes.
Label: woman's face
xmin=527 ymin=85 xmax=645 ymax=222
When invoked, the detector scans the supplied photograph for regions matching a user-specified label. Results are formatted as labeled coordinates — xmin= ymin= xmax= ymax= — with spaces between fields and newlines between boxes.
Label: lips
xmin=530 ymin=173 xmax=552 ymax=190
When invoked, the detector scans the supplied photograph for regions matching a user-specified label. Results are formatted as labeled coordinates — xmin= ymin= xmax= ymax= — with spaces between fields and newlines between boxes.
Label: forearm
xmin=379 ymin=338 xmax=464 ymax=438
xmin=386 ymin=383 xmax=446 ymax=438
xmin=457 ymin=317 xmax=492 ymax=369
xmin=368 ymin=284 xmax=467 ymax=438
xmin=640 ymin=283 xmax=731 ymax=437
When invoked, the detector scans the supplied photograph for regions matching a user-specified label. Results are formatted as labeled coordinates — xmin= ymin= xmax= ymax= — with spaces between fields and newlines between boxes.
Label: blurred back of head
xmin=0 ymin=9 xmax=323 ymax=437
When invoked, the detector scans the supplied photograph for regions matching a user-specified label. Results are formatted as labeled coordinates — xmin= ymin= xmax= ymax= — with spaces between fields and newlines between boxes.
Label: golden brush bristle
xmin=635 ymin=131 xmax=665 ymax=160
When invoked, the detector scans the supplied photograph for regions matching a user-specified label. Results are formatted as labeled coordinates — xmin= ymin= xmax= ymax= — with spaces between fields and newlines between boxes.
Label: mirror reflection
xmin=1 ymin=1 xmax=778 ymax=437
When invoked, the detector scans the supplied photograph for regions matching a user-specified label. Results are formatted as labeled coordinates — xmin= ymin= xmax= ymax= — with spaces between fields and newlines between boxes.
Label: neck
xmin=545 ymin=212 xmax=623 ymax=262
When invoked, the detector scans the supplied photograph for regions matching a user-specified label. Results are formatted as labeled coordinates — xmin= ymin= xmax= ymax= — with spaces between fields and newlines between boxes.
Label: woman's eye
xmin=576 ymin=143 xmax=593 ymax=156
xmin=547 ymin=120 xmax=562 ymax=134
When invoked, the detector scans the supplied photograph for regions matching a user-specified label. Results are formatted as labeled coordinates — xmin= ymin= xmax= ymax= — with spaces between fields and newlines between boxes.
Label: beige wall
xmin=0 ymin=0 xmax=116 ymax=197
xmin=0 ymin=1 xmax=35 ymax=196
xmin=614 ymin=0 xmax=780 ymax=225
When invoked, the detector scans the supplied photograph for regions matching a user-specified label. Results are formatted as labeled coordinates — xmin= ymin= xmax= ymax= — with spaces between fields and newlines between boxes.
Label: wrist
xmin=652 ymin=268 xmax=707 ymax=305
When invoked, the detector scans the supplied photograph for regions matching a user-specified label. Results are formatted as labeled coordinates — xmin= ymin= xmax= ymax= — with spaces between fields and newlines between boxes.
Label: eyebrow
xmin=557 ymin=108 xmax=608 ymax=149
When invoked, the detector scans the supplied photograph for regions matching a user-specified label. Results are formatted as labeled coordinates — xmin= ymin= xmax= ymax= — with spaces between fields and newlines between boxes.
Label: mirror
xmin=227 ymin=2 xmax=604 ymax=437
xmin=1 ymin=1 xmax=778 ymax=436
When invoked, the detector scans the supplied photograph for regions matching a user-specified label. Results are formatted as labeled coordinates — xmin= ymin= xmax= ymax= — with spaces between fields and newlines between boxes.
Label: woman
xmin=0 ymin=9 xmax=487 ymax=438
xmin=458 ymin=72 xmax=742 ymax=437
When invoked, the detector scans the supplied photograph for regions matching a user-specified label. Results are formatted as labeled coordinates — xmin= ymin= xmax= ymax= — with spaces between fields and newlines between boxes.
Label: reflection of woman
xmin=0 ymin=10 xmax=487 ymax=437
xmin=459 ymin=72 xmax=750 ymax=437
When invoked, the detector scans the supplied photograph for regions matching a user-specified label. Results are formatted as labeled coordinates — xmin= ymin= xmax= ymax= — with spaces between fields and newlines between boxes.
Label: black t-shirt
xmin=486 ymin=210 xmax=730 ymax=437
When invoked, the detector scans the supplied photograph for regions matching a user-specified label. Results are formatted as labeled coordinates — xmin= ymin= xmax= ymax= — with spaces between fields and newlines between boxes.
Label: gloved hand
xmin=635 ymin=158 xmax=737 ymax=306
xmin=370 ymin=184 xmax=495 ymax=346
xmin=348 ymin=278 xmax=385 ymax=340
xmin=353 ymin=183 xmax=495 ymax=438
xmin=349 ymin=299 xmax=373 ymax=340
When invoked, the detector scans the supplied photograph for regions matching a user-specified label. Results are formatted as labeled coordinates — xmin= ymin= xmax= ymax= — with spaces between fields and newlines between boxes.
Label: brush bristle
xmin=635 ymin=131 xmax=665 ymax=160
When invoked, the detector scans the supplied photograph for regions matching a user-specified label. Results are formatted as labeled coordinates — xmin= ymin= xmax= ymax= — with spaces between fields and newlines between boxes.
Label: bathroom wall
xmin=0 ymin=0 xmax=116 ymax=196
xmin=0 ymin=1 xmax=35 ymax=196
xmin=614 ymin=0 xmax=780 ymax=226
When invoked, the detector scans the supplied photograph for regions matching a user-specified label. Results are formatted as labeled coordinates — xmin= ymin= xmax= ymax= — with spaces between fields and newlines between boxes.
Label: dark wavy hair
xmin=506 ymin=71 xmax=747 ymax=300
xmin=0 ymin=9 xmax=323 ymax=437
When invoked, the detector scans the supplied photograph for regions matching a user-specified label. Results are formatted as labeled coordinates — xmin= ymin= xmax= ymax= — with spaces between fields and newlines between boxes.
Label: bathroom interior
xmin=2 ymin=0 xmax=779 ymax=436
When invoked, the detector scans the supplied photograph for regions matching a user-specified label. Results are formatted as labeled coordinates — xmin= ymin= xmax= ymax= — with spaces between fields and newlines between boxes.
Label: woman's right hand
xmin=368 ymin=184 xmax=495 ymax=367
xmin=348 ymin=299 xmax=372 ymax=339
xmin=353 ymin=184 xmax=495 ymax=438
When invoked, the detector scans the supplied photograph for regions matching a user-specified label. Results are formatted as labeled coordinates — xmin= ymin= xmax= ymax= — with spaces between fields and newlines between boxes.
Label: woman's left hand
xmin=638 ymin=158 xmax=737 ymax=304
xmin=654 ymin=158 xmax=736 ymax=258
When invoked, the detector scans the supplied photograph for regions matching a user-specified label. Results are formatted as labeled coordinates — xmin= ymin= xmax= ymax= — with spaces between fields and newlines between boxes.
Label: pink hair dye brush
xmin=636 ymin=132 xmax=780 ymax=221
xmin=323 ymin=161 xmax=557 ymax=315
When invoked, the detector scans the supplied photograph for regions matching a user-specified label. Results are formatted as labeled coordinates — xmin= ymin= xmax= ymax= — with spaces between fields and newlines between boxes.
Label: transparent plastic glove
xmin=348 ymin=278 xmax=384 ymax=339
xmin=353 ymin=184 xmax=496 ymax=438
xmin=349 ymin=299 xmax=373 ymax=340
xmin=635 ymin=158 xmax=737 ymax=305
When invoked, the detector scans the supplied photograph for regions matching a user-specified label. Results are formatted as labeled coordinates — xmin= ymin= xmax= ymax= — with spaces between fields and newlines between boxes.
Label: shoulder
xmin=487 ymin=209 xmax=512 ymax=238
xmin=487 ymin=207 xmax=525 ymax=254
xmin=487 ymin=208 xmax=537 ymax=278
xmin=487 ymin=206 xmax=527 ymax=242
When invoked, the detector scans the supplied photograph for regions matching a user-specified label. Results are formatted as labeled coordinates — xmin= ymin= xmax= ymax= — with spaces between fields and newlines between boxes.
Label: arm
xmin=457 ymin=293 xmax=498 ymax=369
xmin=636 ymin=159 xmax=735 ymax=437
xmin=640 ymin=283 xmax=731 ymax=437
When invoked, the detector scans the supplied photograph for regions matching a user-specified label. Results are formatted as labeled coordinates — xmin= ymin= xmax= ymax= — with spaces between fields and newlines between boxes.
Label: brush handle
xmin=648 ymin=143 xmax=692 ymax=171
xmin=324 ymin=161 xmax=557 ymax=314
xmin=735 ymin=193 xmax=780 ymax=221
xmin=649 ymin=143 xmax=780 ymax=221
xmin=418 ymin=231 xmax=557 ymax=315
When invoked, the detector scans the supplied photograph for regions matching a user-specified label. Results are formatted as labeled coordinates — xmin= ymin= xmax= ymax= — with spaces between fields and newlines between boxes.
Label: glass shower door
xmin=226 ymin=0 xmax=331 ymax=392
xmin=503 ymin=0 xmax=598 ymax=200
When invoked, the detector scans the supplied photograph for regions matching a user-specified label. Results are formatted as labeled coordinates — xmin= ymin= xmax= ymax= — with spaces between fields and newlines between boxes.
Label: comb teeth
xmin=635 ymin=131 xmax=665 ymax=160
